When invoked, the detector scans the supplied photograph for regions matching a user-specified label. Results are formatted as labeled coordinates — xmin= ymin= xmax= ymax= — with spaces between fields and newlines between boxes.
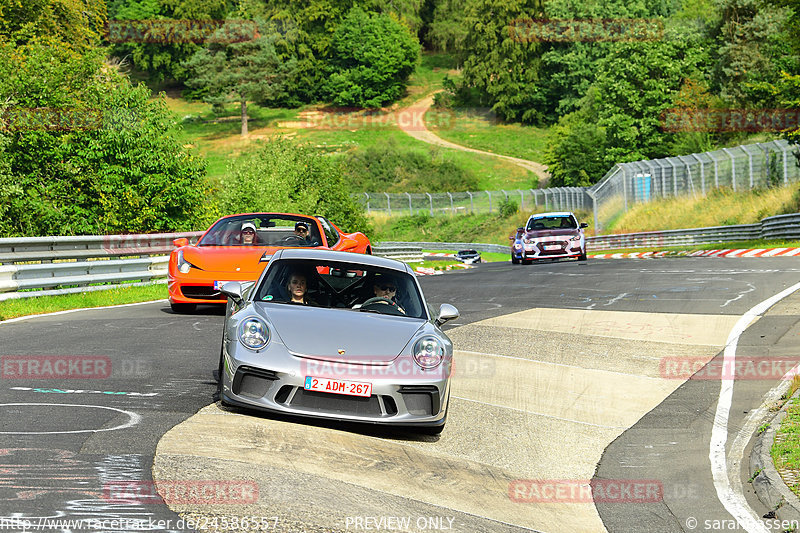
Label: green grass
xmin=427 ymin=107 xmax=550 ymax=164
xmin=0 ymin=283 xmax=166 ymax=321
xmin=398 ymin=52 xmax=458 ymax=106
xmin=371 ymin=208 xmax=593 ymax=245
xmin=292 ymin=119 xmax=536 ymax=190
xmin=605 ymin=185 xmax=799 ymax=234
xmin=158 ymin=52 xmax=536 ymax=191
xmin=423 ymin=250 xmax=509 ymax=262
xmin=771 ymin=380 xmax=800 ymax=497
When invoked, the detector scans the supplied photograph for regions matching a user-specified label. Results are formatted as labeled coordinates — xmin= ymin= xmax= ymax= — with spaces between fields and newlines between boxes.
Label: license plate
xmin=544 ymin=244 xmax=562 ymax=251
xmin=304 ymin=376 xmax=372 ymax=397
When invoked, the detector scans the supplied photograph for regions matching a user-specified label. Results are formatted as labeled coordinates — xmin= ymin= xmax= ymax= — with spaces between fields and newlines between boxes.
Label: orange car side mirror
xmin=339 ymin=237 xmax=357 ymax=250
xmin=172 ymin=237 xmax=189 ymax=248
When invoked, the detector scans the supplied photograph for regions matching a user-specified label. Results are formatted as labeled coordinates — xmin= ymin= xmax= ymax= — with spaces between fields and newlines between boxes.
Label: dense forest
xmin=0 ymin=0 xmax=798 ymax=236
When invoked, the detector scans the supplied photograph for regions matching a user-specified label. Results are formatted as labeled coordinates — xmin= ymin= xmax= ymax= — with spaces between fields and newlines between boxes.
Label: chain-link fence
xmin=357 ymin=188 xmax=590 ymax=216
xmin=589 ymin=139 xmax=800 ymax=230
xmin=356 ymin=139 xmax=800 ymax=231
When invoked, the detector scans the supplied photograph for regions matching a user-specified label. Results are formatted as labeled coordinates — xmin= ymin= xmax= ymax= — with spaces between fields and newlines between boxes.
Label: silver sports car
xmin=217 ymin=249 xmax=459 ymax=434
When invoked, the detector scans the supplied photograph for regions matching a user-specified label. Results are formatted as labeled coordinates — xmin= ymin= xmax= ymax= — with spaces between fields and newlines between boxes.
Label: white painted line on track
xmin=0 ymin=403 xmax=142 ymax=434
xmin=0 ymin=299 xmax=167 ymax=325
xmin=709 ymin=281 xmax=800 ymax=532
xmin=452 ymin=396 xmax=627 ymax=430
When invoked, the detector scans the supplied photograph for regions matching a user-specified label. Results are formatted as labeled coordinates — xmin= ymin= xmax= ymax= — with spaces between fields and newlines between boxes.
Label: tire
xmin=578 ymin=249 xmax=588 ymax=261
xmin=170 ymin=302 xmax=196 ymax=313
xmin=511 ymin=255 xmax=520 ymax=265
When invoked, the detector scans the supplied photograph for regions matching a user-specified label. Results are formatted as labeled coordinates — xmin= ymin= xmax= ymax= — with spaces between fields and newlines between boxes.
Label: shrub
xmin=498 ymin=197 xmax=519 ymax=218
xmin=219 ymin=137 xmax=371 ymax=235
xmin=343 ymin=139 xmax=479 ymax=192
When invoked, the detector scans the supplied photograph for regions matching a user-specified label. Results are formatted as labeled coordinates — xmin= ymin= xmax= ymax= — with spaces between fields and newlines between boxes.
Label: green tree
xmin=324 ymin=8 xmax=420 ymax=108
xmin=183 ymin=21 xmax=297 ymax=136
xmin=220 ymin=138 xmax=371 ymax=235
xmin=712 ymin=0 xmax=798 ymax=106
xmin=107 ymin=0 xmax=230 ymax=83
xmin=0 ymin=39 xmax=209 ymax=237
xmin=544 ymin=88 xmax=607 ymax=186
xmin=0 ymin=0 xmax=106 ymax=48
xmin=448 ymin=0 xmax=546 ymax=123
xmin=591 ymin=24 xmax=711 ymax=165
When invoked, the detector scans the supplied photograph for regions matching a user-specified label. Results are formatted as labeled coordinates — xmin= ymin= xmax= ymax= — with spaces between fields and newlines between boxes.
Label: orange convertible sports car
xmin=168 ymin=213 xmax=372 ymax=312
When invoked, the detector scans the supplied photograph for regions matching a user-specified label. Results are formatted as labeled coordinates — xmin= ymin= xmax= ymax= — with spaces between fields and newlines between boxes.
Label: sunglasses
xmin=378 ymin=285 xmax=396 ymax=292
xmin=242 ymin=229 xmax=255 ymax=234
xmin=296 ymin=227 xmax=308 ymax=233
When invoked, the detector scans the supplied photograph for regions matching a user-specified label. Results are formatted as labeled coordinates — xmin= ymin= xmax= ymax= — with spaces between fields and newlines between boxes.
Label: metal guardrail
xmin=0 ymin=232 xmax=204 ymax=264
xmin=0 ymin=232 xmax=201 ymax=302
xmin=585 ymin=213 xmax=799 ymax=250
xmin=0 ymin=234 xmax=422 ymax=301
xmin=370 ymin=245 xmax=424 ymax=263
xmin=1 ymin=212 xmax=797 ymax=301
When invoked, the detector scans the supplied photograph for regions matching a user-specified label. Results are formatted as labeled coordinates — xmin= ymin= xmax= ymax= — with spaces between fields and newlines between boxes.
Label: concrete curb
xmin=750 ymin=392 xmax=800 ymax=523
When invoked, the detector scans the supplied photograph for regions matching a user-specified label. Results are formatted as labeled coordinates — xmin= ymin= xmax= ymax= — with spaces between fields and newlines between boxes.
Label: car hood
xmin=258 ymin=303 xmax=426 ymax=363
xmin=183 ymin=246 xmax=276 ymax=275
xmin=523 ymin=229 xmax=580 ymax=239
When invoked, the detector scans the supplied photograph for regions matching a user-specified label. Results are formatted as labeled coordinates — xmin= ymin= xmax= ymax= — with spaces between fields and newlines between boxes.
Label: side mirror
xmin=580 ymin=222 xmax=588 ymax=229
xmin=220 ymin=281 xmax=244 ymax=305
xmin=172 ymin=237 xmax=189 ymax=248
xmin=435 ymin=303 xmax=459 ymax=327
xmin=338 ymin=237 xmax=358 ymax=251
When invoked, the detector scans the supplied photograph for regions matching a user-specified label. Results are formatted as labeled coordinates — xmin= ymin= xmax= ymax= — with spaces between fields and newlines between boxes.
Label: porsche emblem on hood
xmin=338 ymin=349 xmax=346 ymax=355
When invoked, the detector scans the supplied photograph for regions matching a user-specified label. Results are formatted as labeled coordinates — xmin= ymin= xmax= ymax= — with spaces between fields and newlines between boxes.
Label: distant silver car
xmin=217 ymin=249 xmax=459 ymax=434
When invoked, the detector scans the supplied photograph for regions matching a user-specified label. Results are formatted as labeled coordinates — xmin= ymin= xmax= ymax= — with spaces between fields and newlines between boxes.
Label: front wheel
xmin=511 ymin=255 xmax=520 ymax=264
xmin=578 ymin=250 xmax=587 ymax=261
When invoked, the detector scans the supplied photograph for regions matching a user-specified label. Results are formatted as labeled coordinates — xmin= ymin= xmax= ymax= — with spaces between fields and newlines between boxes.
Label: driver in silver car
xmin=370 ymin=274 xmax=405 ymax=314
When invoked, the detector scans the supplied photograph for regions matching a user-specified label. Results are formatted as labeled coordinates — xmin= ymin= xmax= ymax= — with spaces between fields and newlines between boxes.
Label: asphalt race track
xmin=2 ymin=257 xmax=800 ymax=532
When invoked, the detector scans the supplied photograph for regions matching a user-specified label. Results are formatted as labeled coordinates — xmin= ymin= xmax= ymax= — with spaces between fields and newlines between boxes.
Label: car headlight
xmin=413 ymin=336 xmax=445 ymax=369
xmin=176 ymin=250 xmax=197 ymax=274
xmin=238 ymin=317 xmax=270 ymax=350
xmin=513 ymin=243 xmax=522 ymax=250
xmin=570 ymin=235 xmax=582 ymax=242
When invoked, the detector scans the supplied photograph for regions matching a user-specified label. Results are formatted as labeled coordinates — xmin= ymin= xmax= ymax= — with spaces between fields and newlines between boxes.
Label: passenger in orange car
xmin=240 ymin=222 xmax=257 ymax=245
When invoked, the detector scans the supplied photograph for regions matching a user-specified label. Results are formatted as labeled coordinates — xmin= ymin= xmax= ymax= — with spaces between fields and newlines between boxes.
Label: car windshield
xmin=198 ymin=215 xmax=322 ymax=247
xmin=255 ymin=258 xmax=427 ymax=319
xmin=526 ymin=216 xmax=577 ymax=230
